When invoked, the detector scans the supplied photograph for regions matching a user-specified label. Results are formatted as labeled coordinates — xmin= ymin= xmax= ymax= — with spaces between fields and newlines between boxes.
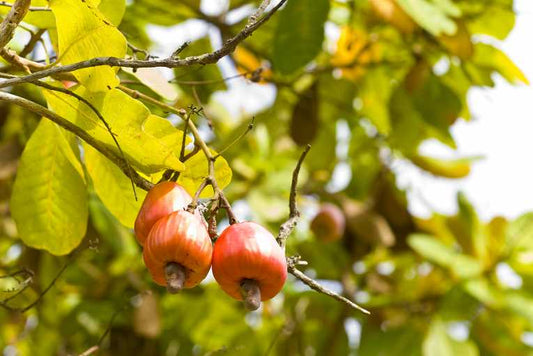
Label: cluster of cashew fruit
xmin=134 ymin=182 xmax=287 ymax=311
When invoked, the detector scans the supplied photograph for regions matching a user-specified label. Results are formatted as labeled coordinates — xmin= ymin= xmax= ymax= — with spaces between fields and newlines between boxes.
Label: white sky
xmin=396 ymin=0 xmax=533 ymax=220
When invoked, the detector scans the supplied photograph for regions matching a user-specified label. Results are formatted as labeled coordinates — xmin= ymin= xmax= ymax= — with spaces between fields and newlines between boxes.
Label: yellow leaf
xmin=178 ymin=150 xmax=232 ymax=198
xmin=438 ymin=21 xmax=473 ymax=60
xmin=232 ymin=46 xmax=272 ymax=84
xmin=410 ymin=154 xmax=480 ymax=179
xmin=369 ymin=0 xmax=416 ymax=34
xmin=11 ymin=120 xmax=88 ymax=255
xmin=331 ymin=26 xmax=382 ymax=82
xmin=50 ymin=0 xmax=127 ymax=91
xmin=44 ymin=86 xmax=186 ymax=173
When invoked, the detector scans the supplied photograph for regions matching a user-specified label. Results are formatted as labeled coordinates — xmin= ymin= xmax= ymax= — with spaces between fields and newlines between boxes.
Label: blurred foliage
xmin=0 ymin=0 xmax=532 ymax=355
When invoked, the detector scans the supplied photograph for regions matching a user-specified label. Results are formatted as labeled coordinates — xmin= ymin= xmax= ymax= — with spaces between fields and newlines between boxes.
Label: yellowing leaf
xmin=410 ymin=154 xmax=479 ymax=179
xmin=44 ymin=86 xmax=186 ymax=174
xmin=331 ymin=27 xmax=382 ymax=83
xmin=178 ymin=150 xmax=232 ymax=198
xmin=471 ymin=43 xmax=529 ymax=85
xmin=96 ymin=0 xmax=126 ymax=26
xmin=84 ymin=144 xmax=146 ymax=228
xmin=437 ymin=21 xmax=473 ymax=60
xmin=11 ymin=120 xmax=88 ymax=255
xmin=50 ymin=0 xmax=127 ymax=91
xmin=232 ymin=46 xmax=272 ymax=84
xmin=396 ymin=0 xmax=460 ymax=36
xmin=369 ymin=0 xmax=416 ymax=34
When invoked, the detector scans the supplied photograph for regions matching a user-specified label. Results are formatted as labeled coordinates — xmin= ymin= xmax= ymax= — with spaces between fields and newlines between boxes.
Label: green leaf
xmin=11 ymin=120 xmax=88 ymax=255
xmin=178 ymin=150 xmax=232 ymax=198
xmin=271 ymin=0 xmax=329 ymax=74
xmin=470 ymin=43 xmax=529 ymax=85
xmin=410 ymin=75 xmax=461 ymax=147
xmin=466 ymin=5 xmax=515 ymax=40
xmin=360 ymin=324 xmax=423 ymax=356
xmin=397 ymin=0 xmax=461 ymax=36
xmin=389 ymin=76 xmax=460 ymax=152
xmin=507 ymin=212 xmax=533 ymax=251
xmin=43 ymin=86 xmax=186 ymax=174
xmin=84 ymin=145 xmax=146 ymax=228
xmin=125 ymin=0 xmax=199 ymax=26
xmin=408 ymin=234 xmax=483 ymax=279
xmin=423 ymin=317 xmax=479 ymax=356
xmin=358 ymin=68 xmax=394 ymax=134
xmin=462 ymin=277 xmax=505 ymax=308
xmin=97 ymin=0 xmax=126 ymax=26
xmin=50 ymin=0 xmax=127 ymax=91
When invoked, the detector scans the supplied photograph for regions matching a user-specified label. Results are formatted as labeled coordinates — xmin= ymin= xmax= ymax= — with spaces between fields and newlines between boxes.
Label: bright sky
xmin=396 ymin=0 xmax=533 ymax=220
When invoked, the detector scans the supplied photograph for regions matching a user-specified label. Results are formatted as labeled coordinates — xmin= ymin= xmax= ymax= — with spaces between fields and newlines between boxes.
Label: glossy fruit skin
xmin=143 ymin=210 xmax=212 ymax=288
xmin=212 ymin=222 xmax=287 ymax=301
xmin=310 ymin=203 xmax=346 ymax=242
xmin=134 ymin=181 xmax=193 ymax=245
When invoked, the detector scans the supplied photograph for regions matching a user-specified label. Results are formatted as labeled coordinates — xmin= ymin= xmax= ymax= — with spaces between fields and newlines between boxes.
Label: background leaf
xmin=271 ymin=0 xmax=329 ymax=74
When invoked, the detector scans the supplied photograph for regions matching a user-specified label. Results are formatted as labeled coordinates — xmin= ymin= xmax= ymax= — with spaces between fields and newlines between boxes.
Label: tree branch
xmin=0 ymin=91 xmax=153 ymax=191
xmin=0 ymin=1 xmax=50 ymax=12
xmin=0 ymin=0 xmax=287 ymax=89
xmin=0 ymin=0 xmax=30 ymax=48
xmin=275 ymin=146 xmax=370 ymax=315
xmin=276 ymin=144 xmax=311 ymax=247
xmin=287 ymin=261 xmax=370 ymax=315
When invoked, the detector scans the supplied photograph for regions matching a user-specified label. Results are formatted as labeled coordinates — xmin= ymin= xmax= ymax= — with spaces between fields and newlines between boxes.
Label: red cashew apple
xmin=134 ymin=181 xmax=193 ymax=246
xmin=143 ymin=210 xmax=213 ymax=293
xmin=310 ymin=203 xmax=346 ymax=242
xmin=212 ymin=222 xmax=287 ymax=311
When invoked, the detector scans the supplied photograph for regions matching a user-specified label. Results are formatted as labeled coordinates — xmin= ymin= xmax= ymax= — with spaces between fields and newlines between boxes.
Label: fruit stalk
xmin=165 ymin=263 xmax=186 ymax=294
xmin=240 ymin=279 xmax=261 ymax=311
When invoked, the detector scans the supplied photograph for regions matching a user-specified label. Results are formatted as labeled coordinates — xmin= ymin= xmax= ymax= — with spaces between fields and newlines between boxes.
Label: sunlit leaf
xmin=396 ymin=0 xmax=460 ymax=36
xmin=178 ymin=150 xmax=232 ymax=198
xmin=408 ymin=234 xmax=483 ymax=279
xmin=50 ymin=0 xmax=127 ymax=91
xmin=469 ymin=43 xmax=529 ymax=85
xmin=43 ymin=86 xmax=186 ymax=174
xmin=11 ymin=120 xmax=88 ymax=255
xmin=84 ymin=144 xmax=146 ymax=228
xmin=410 ymin=154 xmax=480 ymax=179
xmin=423 ymin=317 xmax=479 ymax=356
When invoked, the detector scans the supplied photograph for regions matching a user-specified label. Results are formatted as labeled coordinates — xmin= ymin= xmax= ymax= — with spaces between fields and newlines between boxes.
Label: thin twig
xmin=77 ymin=346 xmax=99 ymax=356
xmin=0 ymin=254 xmax=74 ymax=312
xmin=19 ymin=28 xmax=46 ymax=57
xmin=274 ymin=146 xmax=370 ymax=315
xmin=288 ymin=264 xmax=370 ymax=315
xmin=276 ymin=144 xmax=311 ymax=247
xmin=20 ymin=259 xmax=71 ymax=312
xmin=213 ymin=117 xmax=255 ymax=159
xmin=0 ymin=0 xmax=31 ymax=48
xmin=0 ymin=0 xmax=288 ymax=89
xmin=0 ymin=1 xmax=50 ymax=11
